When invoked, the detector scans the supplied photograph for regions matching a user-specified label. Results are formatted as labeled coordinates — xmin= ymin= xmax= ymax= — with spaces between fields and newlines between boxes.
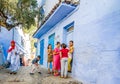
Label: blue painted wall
xmin=34 ymin=0 xmax=120 ymax=84
xmin=48 ymin=33 xmax=55 ymax=49
xmin=40 ymin=39 xmax=44 ymax=65
xmin=0 ymin=27 xmax=24 ymax=61
xmin=72 ymin=0 xmax=120 ymax=84
xmin=0 ymin=27 xmax=13 ymax=60
xmin=48 ymin=33 xmax=55 ymax=68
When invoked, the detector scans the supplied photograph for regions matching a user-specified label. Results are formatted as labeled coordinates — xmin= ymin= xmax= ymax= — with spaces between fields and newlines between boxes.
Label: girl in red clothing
xmin=60 ymin=43 xmax=69 ymax=78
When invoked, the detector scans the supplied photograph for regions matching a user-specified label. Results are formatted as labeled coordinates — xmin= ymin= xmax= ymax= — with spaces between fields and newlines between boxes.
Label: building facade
xmin=0 ymin=25 xmax=26 ymax=63
xmin=33 ymin=0 xmax=120 ymax=84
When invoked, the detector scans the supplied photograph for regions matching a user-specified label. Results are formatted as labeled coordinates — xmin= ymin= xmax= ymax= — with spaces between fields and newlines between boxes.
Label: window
xmin=67 ymin=26 xmax=74 ymax=32
xmin=64 ymin=21 xmax=74 ymax=30
xmin=63 ymin=21 xmax=74 ymax=43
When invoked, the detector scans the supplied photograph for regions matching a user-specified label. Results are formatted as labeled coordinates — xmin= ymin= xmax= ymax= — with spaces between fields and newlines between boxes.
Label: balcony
xmin=33 ymin=0 xmax=79 ymax=38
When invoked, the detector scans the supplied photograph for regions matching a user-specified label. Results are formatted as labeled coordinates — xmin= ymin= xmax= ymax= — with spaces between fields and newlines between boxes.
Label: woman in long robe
xmin=7 ymin=40 xmax=20 ymax=74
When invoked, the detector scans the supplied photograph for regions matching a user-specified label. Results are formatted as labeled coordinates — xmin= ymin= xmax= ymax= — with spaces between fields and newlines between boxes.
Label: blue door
xmin=40 ymin=39 xmax=44 ymax=65
xmin=48 ymin=33 xmax=55 ymax=49
xmin=48 ymin=33 xmax=55 ymax=68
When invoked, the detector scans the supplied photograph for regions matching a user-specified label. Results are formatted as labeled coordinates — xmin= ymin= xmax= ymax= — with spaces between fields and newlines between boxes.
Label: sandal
xmin=38 ymin=72 xmax=42 ymax=74
xmin=13 ymin=72 xmax=17 ymax=75
xmin=60 ymin=76 xmax=64 ymax=78
xmin=10 ymin=72 xmax=13 ymax=75
xmin=54 ymin=73 xmax=59 ymax=76
xmin=64 ymin=76 xmax=68 ymax=79
xmin=48 ymin=72 xmax=51 ymax=74
xmin=30 ymin=73 xmax=34 ymax=75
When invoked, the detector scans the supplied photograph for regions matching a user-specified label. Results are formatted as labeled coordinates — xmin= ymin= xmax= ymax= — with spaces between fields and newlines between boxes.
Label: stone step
xmin=0 ymin=66 xmax=82 ymax=84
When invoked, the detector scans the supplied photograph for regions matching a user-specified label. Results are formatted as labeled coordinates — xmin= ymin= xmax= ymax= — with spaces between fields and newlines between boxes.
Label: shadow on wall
xmin=0 ymin=27 xmax=13 ymax=59
xmin=118 ymin=47 xmax=120 ymax=56
xmin=0 ymin=40 xmax=10 ymax=60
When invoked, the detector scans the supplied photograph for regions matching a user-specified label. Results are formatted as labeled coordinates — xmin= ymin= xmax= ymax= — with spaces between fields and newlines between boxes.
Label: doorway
xmin=40 ymin=39 xmax=44 ymax=65
xmin=63 ymin=22 xmax=74 ymax=74
xmin=48 ymin=33 xmax=55 ymax=69
xmin=63 ymin=21 xmax=74 ymax=45
xmin=48 ymin=33 xmax=55 ymax=49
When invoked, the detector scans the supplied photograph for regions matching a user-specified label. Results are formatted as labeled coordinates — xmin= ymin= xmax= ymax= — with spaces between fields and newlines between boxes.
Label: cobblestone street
xmin=0 ymin=66 xmax=82 ymax=84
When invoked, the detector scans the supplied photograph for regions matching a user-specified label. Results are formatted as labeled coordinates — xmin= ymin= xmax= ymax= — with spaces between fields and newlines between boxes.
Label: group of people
xmin=47 ymin=41 xmax=74 ymax=78
xmin=4 ymin=40 xmax=74 ymax=78
xmin=30 ymin=41 xmax=74 ymax=78
xmin=4 ymin=40 xmax=40 ymax=75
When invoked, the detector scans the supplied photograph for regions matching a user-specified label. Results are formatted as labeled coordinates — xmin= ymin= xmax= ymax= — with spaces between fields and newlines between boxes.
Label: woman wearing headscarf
xmin=7 ymin=40 xmax=20 ymax=74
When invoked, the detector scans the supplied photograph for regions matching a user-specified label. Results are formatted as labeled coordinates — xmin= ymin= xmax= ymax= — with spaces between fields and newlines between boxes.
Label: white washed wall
xmin=37 ymin=0 xmax=120 ymax=84
xmin=70 ymin=0 xmax=120 ymax=84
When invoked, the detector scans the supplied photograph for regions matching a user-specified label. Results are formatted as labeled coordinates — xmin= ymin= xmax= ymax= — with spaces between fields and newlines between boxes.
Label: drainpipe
xmin=0 ymin=26 xmax=1 ymax=32
xmin=12 ymin=28 xmax=14 ymax=40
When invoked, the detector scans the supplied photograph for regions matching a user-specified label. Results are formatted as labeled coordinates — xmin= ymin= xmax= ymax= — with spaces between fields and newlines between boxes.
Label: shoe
xmin=54 ymin=73 xmax=59 ymax=76
xmin=10 ymin=72 xmax=13 ymax=75
xmin=38 ymin=72 xmax=42 ymax=74
xmin=68 ymin=71 xmax=71 ymax=73
xmin=48 ymin=69 xmax=50 ymax=74
xmin=48 ymin=72 xmax=51 ymax=74
xmin=64 ymin=77 xmax=67 ymax=79
xmin=13 ymin=71 xmax=17 ymax=75
xmin=60 ymin=76 xmax=64 ymax=78
xmin=30 ymin=73 xmax=34 ymax=75
xmin=51 ymin=71 xmax=54 ymax=74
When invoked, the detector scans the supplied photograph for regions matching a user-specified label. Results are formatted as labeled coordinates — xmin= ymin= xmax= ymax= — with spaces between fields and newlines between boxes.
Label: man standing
xmin=7 ymin=40 xmax=20 ymax=74
xmin=68 ymin=40 xmax=74 ymax=72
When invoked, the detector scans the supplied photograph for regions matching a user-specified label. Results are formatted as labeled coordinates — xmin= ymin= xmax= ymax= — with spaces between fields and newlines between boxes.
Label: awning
xmin=33 ymin=2 xmax=78 ymax=39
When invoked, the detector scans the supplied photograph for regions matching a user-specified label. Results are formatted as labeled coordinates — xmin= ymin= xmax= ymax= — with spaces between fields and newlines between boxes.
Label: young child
xmin=30 ymin=56 xmax=41 ymax=75
xmin=47 ymin=44 xmax=53 ymax=74
xmin=60 ymin=43 xmax=69 ymax=78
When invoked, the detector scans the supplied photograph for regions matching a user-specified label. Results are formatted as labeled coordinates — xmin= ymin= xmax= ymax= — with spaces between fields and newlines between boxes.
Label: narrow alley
xmin=0 ymin=0 xmax=120 ymax=84
xmin=0 ymin=66 xmax=81 ymax=84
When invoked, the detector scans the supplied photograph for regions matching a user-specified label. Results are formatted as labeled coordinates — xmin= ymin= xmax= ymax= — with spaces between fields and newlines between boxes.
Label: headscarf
xmin=8 ymin=40 xmax=15 ymax=52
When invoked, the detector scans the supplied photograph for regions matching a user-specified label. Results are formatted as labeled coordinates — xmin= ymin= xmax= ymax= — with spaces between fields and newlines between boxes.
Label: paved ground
xmin=0 ymin=66 xmax=82 ymax=84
